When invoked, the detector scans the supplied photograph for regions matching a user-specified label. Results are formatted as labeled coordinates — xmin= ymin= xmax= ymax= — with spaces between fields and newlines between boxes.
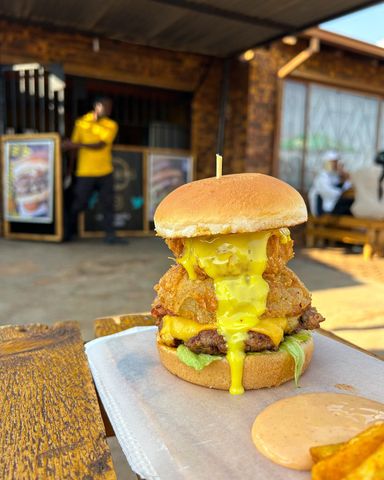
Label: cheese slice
xmin=160 ymin=315 xmax=288 ymax=348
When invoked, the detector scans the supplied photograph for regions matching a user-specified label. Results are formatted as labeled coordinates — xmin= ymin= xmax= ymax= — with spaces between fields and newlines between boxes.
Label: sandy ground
xmin=1 ymin=237 xmax=383 ymax=478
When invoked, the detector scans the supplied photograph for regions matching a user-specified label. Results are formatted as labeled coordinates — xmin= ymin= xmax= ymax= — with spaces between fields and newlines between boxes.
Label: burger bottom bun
xmin=157 ymin=336 xmax=314 ymax=390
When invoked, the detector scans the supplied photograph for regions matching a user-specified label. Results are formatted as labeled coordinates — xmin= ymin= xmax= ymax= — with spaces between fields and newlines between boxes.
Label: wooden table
xmin=0 ymin=322 xmax=116 ymax=479
xmin=3 ymin=318 xmax=379 ymax=479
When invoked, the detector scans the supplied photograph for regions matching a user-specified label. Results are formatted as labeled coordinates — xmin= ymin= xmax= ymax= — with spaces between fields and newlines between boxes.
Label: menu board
xmin=1 ymin=133 xmax=63 ymax=241
xmin=148 ymin=153 xmax=193 ymax=221
xmin=3 ymin=138 xmax=54 ymax=223
xmin=82 ymin=149 xmax=144 ymax=234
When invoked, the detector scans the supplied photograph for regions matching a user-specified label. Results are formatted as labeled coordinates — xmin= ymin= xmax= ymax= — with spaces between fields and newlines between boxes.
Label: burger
xmin=151 ymin=173 xmax=324 ymax=395
xmin=13 ymin=160 xmax=49 ymax=215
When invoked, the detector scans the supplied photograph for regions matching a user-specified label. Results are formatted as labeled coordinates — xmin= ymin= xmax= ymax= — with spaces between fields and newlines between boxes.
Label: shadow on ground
xmin=292 ymin=250 xmax=362 ymax=291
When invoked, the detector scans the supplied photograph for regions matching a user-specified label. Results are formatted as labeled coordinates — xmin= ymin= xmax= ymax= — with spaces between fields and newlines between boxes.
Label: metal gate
xmin=0 ymin=63 xmax=65 ymax=136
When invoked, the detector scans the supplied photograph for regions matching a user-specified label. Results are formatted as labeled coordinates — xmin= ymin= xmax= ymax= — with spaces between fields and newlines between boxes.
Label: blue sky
xmin=321 ymin=2 xmax=384 ymax=45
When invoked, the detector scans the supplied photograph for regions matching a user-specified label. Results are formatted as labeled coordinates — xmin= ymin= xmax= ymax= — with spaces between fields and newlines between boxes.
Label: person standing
xmin=63 ymin=97 xmax=122 ymax=243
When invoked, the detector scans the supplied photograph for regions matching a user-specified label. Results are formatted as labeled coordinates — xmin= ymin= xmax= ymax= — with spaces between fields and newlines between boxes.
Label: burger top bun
xmin=154 ymin=173 xmax=307 ymax=238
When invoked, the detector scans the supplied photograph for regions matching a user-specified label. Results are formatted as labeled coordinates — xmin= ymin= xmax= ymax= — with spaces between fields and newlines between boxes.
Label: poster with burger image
xmin=148 ymin=153 xmax=193 ymax=221
xmin=4 ymin=139 xmax=54 ymax=223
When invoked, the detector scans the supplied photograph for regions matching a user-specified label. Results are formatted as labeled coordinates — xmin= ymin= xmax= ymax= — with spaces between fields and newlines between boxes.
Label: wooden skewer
xmin=216 ymin=154 xmax=223 ymax=178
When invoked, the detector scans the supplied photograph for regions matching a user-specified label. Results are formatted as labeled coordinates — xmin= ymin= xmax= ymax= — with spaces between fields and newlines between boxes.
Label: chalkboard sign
xmin=80 ymin=148 xmax=145 ymax=236
xmin=1 ymin=133 xmax=63 ymax=241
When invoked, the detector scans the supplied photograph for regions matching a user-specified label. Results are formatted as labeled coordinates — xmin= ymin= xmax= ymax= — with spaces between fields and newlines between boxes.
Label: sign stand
xmin=1 ymin=133 xmax=63 ymax=242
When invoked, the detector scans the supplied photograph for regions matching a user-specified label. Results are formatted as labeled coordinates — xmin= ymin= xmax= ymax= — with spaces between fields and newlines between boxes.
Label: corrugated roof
xmin=0 ymin=0 xmax=380 ymax=57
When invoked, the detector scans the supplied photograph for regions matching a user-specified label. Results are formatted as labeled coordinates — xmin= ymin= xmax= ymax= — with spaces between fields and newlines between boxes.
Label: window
xmin=279 ymin=80 xmax=382 ymax=191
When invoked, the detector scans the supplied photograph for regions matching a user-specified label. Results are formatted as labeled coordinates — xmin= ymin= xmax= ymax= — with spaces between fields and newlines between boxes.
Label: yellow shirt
xmin=71 ymin=112 xmax=118 ymax=177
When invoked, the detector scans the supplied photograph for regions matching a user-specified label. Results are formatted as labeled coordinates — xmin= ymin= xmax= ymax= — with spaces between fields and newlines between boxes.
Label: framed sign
xmin=4 ymin=138 xmax=54 ymax=223
xmin=148 ymin=152 xmax=193 ymax=221
xmin=79 ymin=147 xmax=146 ymax=237
xmin=1 ymin=133 xmax=63 ymax=241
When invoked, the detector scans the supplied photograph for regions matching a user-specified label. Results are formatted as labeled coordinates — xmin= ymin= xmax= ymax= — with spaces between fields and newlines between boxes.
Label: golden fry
xmin=311 ymin=422 xmax=384 ymax=480
xmin=310 ymin=443 xmax=344 ymax=464
xmin=343 ymin=442 xmax=384 ymax=480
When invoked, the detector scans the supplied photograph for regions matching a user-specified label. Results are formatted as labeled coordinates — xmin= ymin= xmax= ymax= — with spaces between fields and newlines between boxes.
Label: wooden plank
xmin=317 ymin=328 xmax=383 ymax=361
xmin=0 ymin=322 xmax=116 ymax=480
xmin=94 ymin=313 xmax=155 ymax=338
xmin=308 ymin=215 xmax=384 ymax=229
xmin=306 ymin=227 xmax=368 ymax=244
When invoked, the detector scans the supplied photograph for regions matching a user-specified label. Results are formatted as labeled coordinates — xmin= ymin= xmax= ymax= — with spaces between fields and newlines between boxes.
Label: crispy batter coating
xmin=165 ymin=233 xmax=294 ymax=275
xmin=153 ymin=247 xmax=311 ymax=325
xmin=153 ymin=264 xmax=310 ymax=324
xmin=154 ymin=264 xmax=217 ymax=324
xmin=263 ymin=267 xmax=311 ymax=318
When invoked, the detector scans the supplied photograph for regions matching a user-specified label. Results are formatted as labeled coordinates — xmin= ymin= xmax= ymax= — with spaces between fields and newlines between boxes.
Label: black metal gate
xmin=0 ymin=63 xmax=65 ymax=136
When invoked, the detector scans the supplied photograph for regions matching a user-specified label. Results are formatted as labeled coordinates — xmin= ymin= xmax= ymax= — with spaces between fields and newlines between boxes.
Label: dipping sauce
xmin=251 ymin=393 xmax=384 ymax=471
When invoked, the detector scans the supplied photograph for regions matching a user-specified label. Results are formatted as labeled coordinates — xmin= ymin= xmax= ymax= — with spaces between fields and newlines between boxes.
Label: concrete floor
xmin=1 ymin=237 xmax=384 ymax=478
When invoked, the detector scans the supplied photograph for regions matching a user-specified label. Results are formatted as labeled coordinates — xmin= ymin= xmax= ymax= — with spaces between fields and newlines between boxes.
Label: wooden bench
xmin=0 ymin=321 xmax=116 ymax=479
xmin=306 ymin=215 xmax=384 ymax=260
xmin=94 ymin=312 xmax=156 ymax=338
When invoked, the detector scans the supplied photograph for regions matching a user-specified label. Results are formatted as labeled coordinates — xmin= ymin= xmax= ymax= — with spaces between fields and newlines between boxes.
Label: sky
xmin=321 ymin=2 xmax=384 ymax=46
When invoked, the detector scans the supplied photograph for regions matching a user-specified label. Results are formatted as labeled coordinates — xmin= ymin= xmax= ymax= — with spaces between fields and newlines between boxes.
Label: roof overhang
xmin=0 ymin=0 xmax=381 ymax=57
xmin=304 ymin=27 xmax=384 ymax=60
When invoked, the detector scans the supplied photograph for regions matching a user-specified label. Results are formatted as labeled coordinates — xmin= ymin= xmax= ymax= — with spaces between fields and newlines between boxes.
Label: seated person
xmin=308 ymin=150 xmax=353 ymax=216
xmin=351 ymin=151 xmax=384 ymax=220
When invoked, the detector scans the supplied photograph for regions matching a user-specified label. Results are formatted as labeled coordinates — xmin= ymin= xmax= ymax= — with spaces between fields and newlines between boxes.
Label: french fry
xmin=343 ymin=442 xmax=384 ymax=480
xmin=310 ymin=443 xmax=344 ymax=463
xmin=311 ymin=422 xmax=384 ymax=480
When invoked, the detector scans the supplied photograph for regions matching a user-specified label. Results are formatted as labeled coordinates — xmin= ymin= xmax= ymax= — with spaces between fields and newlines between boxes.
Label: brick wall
xmin=246 ymin=39 xmax=384 ymax=175
xmin=0 ymin=19 xmax=226 ymax=179
xmin=3 ymin=19 xmax=384 ymax=184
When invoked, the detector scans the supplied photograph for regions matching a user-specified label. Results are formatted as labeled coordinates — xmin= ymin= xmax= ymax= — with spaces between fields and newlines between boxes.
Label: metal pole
xmin=0 ymin=67 xmax=6 ymax=134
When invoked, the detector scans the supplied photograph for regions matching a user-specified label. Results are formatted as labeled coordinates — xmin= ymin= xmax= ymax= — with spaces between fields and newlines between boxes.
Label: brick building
xmin=2 ymin=18 xmax=384 ymax=182
xmin=1 ymin=11 xmax=384 ymax=237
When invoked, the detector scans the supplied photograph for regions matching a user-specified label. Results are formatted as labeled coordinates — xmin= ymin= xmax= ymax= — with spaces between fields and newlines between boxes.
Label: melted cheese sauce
xmin=252 ymin=393 xmax=384 ymax=470
xmin=177 ymin=230 xmax=289 ymax=395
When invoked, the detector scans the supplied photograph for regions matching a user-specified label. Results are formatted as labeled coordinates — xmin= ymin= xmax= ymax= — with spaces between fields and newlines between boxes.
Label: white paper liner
xmin=86 ymin=327 xmax=384 ymax=480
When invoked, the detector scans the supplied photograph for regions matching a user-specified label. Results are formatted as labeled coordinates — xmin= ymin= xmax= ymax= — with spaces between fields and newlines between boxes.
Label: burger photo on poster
xmin=151 ymin=173 xmax=325 ymax=395
xmin=12 ymin=159 xmax=50 ymax=217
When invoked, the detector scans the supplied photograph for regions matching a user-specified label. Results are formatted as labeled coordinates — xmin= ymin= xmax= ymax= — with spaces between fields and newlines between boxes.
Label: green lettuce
xmin=279 ymin=331 xmax=311 ymax=387
xmin=176 ymin=331 xmax=312 ymax=385
xmin=176 ymin=344 xmax=222 ymax=371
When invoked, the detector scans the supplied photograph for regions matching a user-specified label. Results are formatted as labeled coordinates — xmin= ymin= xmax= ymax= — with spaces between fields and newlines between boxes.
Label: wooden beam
xmin=0 ymin=19 xmax=209 ymax=92
xmin=278 ymin=38 xmax=320 ymax=79
xmin=290 ymin=70 xmax=384 ymax=96
xmin=304 ymin=27 xmax=384 ymax=60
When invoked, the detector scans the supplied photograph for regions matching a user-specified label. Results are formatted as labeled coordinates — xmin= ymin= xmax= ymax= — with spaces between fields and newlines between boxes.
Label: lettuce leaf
xmin=176 ymin=331 xmax=312 ymax=385
xmin=176 ymin=344 xmax=222 ymax=371
xmin=279 ymin=331 xmax=311 ymax=387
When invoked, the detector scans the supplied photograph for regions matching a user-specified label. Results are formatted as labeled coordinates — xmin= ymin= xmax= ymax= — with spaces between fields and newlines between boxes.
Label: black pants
xmin=68 ymin=173 xmax=114 ymax=238
xmin=331 ymin=197 xmax=353 ymax=216
xmin=316 ymin=194 xmax=353 ymax=216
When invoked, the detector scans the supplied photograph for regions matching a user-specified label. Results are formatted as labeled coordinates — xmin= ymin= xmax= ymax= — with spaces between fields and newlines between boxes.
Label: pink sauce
xmin=251 ymin=393 xmax=384 ymax=470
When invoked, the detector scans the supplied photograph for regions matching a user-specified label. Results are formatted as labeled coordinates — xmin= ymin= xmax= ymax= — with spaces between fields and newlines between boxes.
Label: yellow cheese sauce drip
xmin=178 ymin=231 xmax=274 ymax=395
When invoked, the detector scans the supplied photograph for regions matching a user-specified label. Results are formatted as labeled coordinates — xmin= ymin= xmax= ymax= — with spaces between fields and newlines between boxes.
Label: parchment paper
xmin=86 ymin=327 xmax=384 ymax=480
